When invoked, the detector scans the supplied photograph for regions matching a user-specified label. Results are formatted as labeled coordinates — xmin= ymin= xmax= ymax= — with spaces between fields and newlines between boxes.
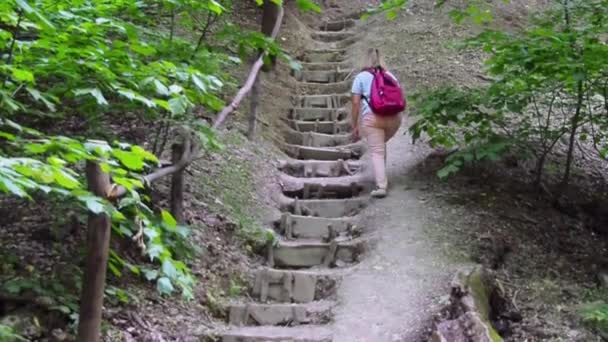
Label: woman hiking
xmin=350 ymin=48 xmax=406 ymax=198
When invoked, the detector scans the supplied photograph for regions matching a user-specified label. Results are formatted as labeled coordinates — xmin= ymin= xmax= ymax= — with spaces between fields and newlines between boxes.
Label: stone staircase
xmin=219 ymin=15 xmax=369 ymax=342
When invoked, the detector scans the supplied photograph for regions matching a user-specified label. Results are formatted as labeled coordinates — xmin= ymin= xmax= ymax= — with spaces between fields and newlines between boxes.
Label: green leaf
xmin=12 ymin=68 xmax=35 ymax=83
xmin=26 ymin=88 xmax=56 ymax=112
xmin=437 ymin=164 xmax=460 ymax=179
xmin=191 ymin=75 xmax=207 ymax=93
xmin=74 ymin=88 xmax=109 ymax=106
xmin=154 ymin=80 xmax=169 ymax=96
xmin=81 ymin=196 xmax=105 ymax=214
xmin=15 ymin=0 xmax=54 ymax=29
xmin=143 ymin=269 xmax=158 ymax=281
xmin=51 ymin=305 xmax=72 ymax=314
xmin=108 ymin=261 xmax=122 ymax=277
xmin=0 ymin=131 xmax=16 ymax=141
xmin=53 ymin=169 xmax=80 ymax=189
xmin=0 ymin=177 xmax=28 ymax=198
xmin=112 ymin=149 xmax=145 ymax=171
xmin=157 ymin=277 xmax=174 ymax=295
xmin=168 ymin=97 xmax=187 ymax=116
xmin=131 ymin=145 xmax=158 ymax=163
xmin=208 ymin=0 xmax=225 ymax=14
xmin=161 ymin=259 xmax=178 ymax=278
xmin=161 ymin=210 xmax=177 ymax=230
xmin=296 ymin=0 xmax=321 ymax=12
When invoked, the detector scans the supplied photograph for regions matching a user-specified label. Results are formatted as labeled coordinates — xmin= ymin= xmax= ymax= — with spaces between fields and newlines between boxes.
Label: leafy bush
xmin=411 ymin=0 xmax=608 ymax=187
xmin=580 ymin=302 xmax=608 ymax=335
xmin=0 ymin=0 xmax=307 ymax=302
xmin=0 ymin=324 xmax=27 ymax=342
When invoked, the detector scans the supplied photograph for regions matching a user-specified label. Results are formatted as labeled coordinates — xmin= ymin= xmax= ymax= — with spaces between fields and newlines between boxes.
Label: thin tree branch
xmin=212 ymin=5 xmax=284 ymax=129
xmin=191 ymin=12 xmax=219 ymax=60
xmin=5 ymin=10 xmax=23 ymax=66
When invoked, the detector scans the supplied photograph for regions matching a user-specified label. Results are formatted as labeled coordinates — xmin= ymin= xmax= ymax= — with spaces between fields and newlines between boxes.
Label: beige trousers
xmin=361 ymin=113 xmax=402 ymax=190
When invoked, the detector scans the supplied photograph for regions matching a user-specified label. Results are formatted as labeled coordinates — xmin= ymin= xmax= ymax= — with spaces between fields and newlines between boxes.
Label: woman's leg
xmin=361 ymin=114 xmax=388 ymax=190
xmin=382 ymin=115 xmax=402 ymax=189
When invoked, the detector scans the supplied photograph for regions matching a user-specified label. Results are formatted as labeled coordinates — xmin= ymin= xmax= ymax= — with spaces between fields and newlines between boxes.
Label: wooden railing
xmin=77 ymin=133 xmax=196 ymax=341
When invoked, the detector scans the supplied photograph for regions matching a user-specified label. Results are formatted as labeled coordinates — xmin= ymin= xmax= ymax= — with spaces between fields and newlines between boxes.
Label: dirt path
xmin=332 ymin=124 xmax=461 ymax=342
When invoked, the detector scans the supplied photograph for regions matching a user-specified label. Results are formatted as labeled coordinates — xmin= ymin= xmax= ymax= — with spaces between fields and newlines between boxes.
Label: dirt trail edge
xmin=332 ymin=121 xmax=461 ymax=342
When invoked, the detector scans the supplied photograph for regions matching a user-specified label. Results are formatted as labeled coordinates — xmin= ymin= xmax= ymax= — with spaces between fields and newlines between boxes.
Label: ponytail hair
xmin=359 ymin=48 xmax=386 ymax=70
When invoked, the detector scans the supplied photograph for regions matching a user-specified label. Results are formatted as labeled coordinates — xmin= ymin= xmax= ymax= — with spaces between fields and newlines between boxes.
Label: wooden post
xmin=77 ymin=162 xmax=112 ymax=342
xmin=261 ymin=1 xmax=280 ymax=71
xmin=247 ymin=74 xmax=261 ymax=140
xmin=170 ymin=143 xmax=185 ymax=224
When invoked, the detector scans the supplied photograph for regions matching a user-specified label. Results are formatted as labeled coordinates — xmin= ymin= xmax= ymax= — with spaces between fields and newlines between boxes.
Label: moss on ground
xmin=466 ymin=268 xmax=504 ymax=342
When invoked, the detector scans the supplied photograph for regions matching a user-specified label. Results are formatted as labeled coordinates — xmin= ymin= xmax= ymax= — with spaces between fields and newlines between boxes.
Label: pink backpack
xmin=363 ymin=68 xmax=406 ymax=116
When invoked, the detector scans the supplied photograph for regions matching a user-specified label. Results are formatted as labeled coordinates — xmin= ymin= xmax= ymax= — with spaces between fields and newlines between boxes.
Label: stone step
xmin=276 ymin=213 xmax=357 ymax=240
xmin=289 ymin=107 xmax=347 ymax=122
xmin=291 ymin=93 xmax=349 ymax=109
xmin=278 ymin=159 xmax=362 ymax=178
xmin=281 ymin=142 xmax=365 ymax=161
xmin=311 ymin=31 xmax=355 ymax=42
xmin=222 ymin=325 xmax=332 ymax=342
xmin=252 ymin=268 xmax=337 ymax=303
xmin=283 ymin=118 xmax=351 ymax=134
xmin=228 ymin=301 xmax=334 ymax=326
xmin=299 ymin=61 xmax=351 ymax=72
xmin=296 ymin=80 xmax=351 ymax=94
xmin=318 ymin=19 xmax=356 ymax=32
xmin=293 ymin=70 xmax=351 ymax=83
xmin=301 ymin=49 xmax=347 ymax=63
xmin=310 ymin=36 xmax=358 ymax=50
xmin=279 ymin=173 xmax=367 ymax=199
xmin=282 ymin=129 xmax=352 ymax=148
xmin=277 ymin=195 xmax=367 ymax=218
xmin=270 ymin=238 xmax=363 ymax=268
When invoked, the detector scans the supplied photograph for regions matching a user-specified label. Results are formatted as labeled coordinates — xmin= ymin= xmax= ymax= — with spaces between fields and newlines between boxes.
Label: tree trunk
xmin=77 ymin=162 xmax=112 ymax=342
xmin=534 ymin=152 xmax=547 ymax=188
xmin=170 ymin=143 xmax=185 ymax=224
xmin=247 ymin=75 xmax=261 ymax=140
xmin=562 ymin=80 xmax=584 ymax=188
xmin=261 ymin=1 xmax=280 ymax=71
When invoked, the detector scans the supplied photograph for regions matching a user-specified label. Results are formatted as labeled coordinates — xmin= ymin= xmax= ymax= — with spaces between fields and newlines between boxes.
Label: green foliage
xmin=362 ymin=0 xmax=408 ymax=20
xmin=411 ymin=0 xmax=608 ymax=183
xmin=228 ymin=278 xmax=245 ymax=298
xmin=0 ymin=0 xmax=297 ymax=304
xmin=0 ymin=325 xmax=28 ymax=342
xmin=580 ymin=302 xmax=608 ymax=335
xmin=2 ymin=275 xmax=81 ymax=323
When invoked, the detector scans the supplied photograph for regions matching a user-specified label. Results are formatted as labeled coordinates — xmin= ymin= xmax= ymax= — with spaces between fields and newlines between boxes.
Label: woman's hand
xmin=352 ymin=125 xmax=360 ymax=142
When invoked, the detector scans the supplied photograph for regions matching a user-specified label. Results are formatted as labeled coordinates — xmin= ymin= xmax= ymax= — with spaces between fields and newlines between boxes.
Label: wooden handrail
xmin=212 ymin=5 xmax=284 ymax=129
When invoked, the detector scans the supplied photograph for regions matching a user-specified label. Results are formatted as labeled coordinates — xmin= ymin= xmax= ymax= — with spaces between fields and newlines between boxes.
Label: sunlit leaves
xmin=295 ymin=0 xmax=321 ymax=13
xmin=362 ymin=0 xmax=408 ymax=20
xmin=12 ymin=68 xmax=35 ymax=83
xmin=161 ymin=210 xmax=178 ymax=230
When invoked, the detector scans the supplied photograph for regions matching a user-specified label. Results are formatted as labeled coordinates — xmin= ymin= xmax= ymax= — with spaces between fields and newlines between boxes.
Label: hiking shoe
xmin=371 ymin=188 xmax=387 ymax=198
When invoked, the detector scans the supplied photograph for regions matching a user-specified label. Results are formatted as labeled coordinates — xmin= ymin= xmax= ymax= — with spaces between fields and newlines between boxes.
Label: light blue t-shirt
xmin=351 ymin=70 xmax=399 ymax=117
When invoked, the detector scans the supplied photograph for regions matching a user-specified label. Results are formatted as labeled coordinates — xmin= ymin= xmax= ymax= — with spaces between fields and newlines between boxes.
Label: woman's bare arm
xmin=351 ymin=94 xmax=361 ymax=140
